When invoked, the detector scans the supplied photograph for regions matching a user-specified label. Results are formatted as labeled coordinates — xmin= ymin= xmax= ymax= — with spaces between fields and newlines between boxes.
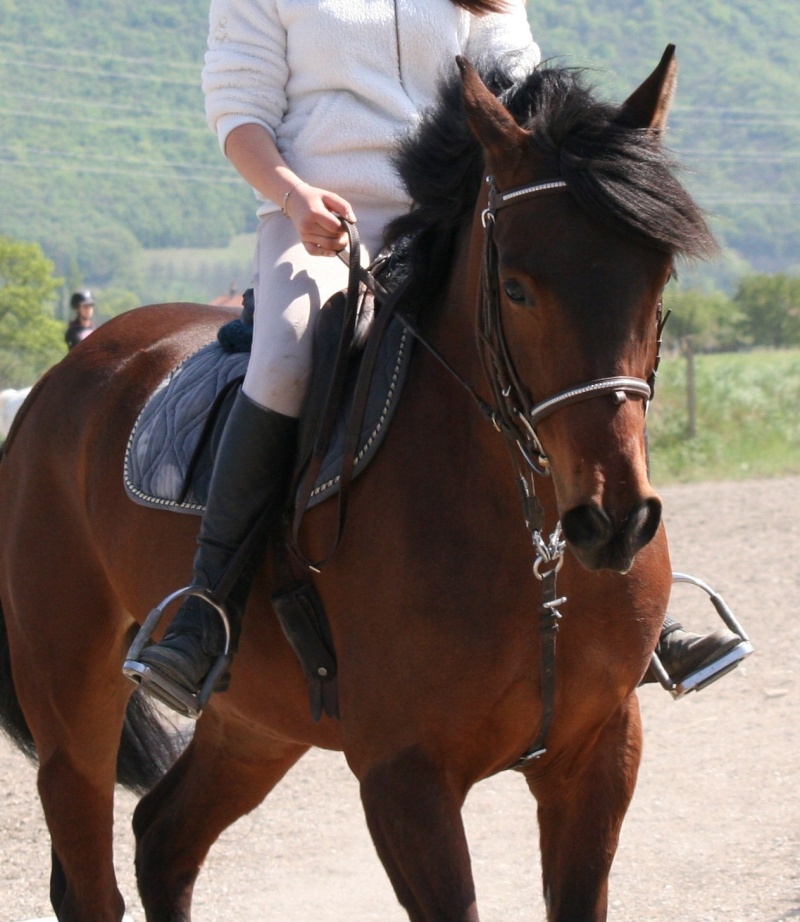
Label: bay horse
xmin=0 ymin=47 xmax=716 ymax=922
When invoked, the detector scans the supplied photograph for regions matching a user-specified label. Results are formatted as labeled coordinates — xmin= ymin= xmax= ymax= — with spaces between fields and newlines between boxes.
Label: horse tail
xmin=0 ymin=444 xmax=39 ymax=760
xmin=0 ymin=589 xmax=38 ymax=761
xmin=0 ymin=591 xmax=185 ymax=794
xmin=116 ymin=687 xmax=187 ymax=794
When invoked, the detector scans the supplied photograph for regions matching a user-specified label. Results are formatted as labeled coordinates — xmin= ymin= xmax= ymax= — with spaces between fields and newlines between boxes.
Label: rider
xmin=65 ymin=290 xmax=96 ymax=350
xmin=126 ymin=0 xmax=749 ymax=716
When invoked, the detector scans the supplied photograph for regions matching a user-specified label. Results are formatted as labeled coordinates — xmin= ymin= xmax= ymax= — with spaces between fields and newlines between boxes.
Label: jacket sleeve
xmin=465 ymin=1 xmax=541 ymax=74
xmin=202 ymin=0 xmax=289 ymax=152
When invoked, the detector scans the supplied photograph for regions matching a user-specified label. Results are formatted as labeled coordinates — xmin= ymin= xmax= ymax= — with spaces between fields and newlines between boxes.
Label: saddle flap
xmin=124 ymin=342 xmax=249 ymax=514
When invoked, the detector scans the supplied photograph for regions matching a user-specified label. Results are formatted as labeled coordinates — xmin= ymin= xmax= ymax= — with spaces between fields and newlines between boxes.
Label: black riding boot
xmin=129 ymin=390 xmax=298 ymax=716
xmin=641 ymin=614 xmax=749 ymax=693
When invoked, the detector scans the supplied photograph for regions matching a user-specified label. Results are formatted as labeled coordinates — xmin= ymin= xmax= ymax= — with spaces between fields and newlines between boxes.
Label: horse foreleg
xmin=36 ymin=748 xmax=126 ymax=922
xmin=359 ymin=747 xmax=479 ymax=922
xmin=133 ymin=721 xmax=308 ymax=922
xmin=525 ymin=695 xmax=643 ymax=922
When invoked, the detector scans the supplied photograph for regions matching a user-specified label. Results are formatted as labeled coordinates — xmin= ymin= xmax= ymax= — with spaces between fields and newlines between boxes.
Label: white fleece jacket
xmin=202 ymin=0 xmax=539 ymax=215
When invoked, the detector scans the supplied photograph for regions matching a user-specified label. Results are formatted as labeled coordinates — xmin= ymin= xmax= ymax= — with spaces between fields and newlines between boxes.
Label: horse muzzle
xmin=560 ymin=495 xmax=663 ymax=573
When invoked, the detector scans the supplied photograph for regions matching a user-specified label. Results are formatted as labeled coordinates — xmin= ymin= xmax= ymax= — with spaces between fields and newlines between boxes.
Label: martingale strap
xmin=510 ymin=566 xmax=564 ymax=770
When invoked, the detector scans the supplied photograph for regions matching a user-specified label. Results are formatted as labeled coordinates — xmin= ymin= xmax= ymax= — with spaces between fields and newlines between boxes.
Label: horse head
xmin=458 ymin=47 xmax=715 ymax=573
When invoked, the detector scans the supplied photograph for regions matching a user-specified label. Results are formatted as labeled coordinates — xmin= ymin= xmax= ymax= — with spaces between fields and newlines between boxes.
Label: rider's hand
xmin=284 ymin=183 xmax=356 ymax=256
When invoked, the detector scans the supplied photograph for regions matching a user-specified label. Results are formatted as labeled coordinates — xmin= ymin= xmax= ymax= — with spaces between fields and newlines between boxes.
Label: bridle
xmin=478 ymin=176 xmax=660 ymax=474
xmin=370 ymin=178 xmax=666 ymax=766
xmin=474 ymin=175 xmax=668 ymax=769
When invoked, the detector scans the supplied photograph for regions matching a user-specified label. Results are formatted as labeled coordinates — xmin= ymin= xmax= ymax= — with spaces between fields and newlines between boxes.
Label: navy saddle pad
xmin=124 ymin=318 xmax=413 ymax=515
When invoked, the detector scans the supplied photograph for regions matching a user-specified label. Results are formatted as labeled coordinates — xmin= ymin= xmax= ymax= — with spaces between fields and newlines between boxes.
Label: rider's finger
xmin=305 ymin=210 xmax=345 ymax=239
xmin=321 ymin=193 xmax=356 ymax=224
xmin=305 ymin=226 xmax=349 ymax=251
xmin=303 ymin=242 xmax=337 ymax=257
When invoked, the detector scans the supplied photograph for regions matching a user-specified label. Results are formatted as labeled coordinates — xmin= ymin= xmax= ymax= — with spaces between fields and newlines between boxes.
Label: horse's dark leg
xmin=359 ymin=747 xmax=480 ymax=922
xmin=49 ymin=846 xmax=67 ymax=917
xmin=526 ymin=695 xmax=643 ymax=922
xmin=133 ymin=720 xmax=308 ymax=922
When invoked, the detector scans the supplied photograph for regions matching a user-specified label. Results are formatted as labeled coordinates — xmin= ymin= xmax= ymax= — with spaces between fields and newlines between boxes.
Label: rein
xmin=290 ymin=222 xmax=414 ymax=573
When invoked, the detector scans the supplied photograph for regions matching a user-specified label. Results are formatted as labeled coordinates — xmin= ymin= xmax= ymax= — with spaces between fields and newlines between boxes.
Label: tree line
xmin=665 ymin=275 xmax=800 ymax=353
xmin=2 ymin=233 xmax=799 ymax=391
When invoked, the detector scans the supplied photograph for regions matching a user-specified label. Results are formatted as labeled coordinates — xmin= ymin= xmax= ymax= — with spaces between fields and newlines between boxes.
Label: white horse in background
xmin=0 ymin=387 xmax=32 ymax=440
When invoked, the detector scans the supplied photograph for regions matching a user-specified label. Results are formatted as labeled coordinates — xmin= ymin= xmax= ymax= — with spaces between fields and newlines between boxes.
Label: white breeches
xmin=242 ymin=203 xmax=397 ymax=417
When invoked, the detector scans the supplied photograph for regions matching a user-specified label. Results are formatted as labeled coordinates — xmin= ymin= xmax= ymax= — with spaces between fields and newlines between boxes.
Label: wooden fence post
xmin=681 ymin=335 xmax=697 ymax=439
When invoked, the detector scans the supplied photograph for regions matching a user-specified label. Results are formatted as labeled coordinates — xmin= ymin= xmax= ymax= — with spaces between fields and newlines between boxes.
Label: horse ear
xmin=457 ymin=56 xmax=529 ymax=165
xmin=616 ymin=44 xmax=678 ymax=134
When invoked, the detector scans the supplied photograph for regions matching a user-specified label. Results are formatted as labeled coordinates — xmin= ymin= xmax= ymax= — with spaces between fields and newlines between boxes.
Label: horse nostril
xmin=561 ymin=504 xmax=613 ymax=551
xmin=562 ymin=497 xmax=662 ymax=556
xmin=624 ymin=496 xmax=662 ymax=554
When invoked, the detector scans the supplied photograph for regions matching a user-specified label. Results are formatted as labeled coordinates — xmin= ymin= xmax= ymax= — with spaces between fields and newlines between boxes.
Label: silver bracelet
xmin=282 ymin=180 xmax=307 ymax=215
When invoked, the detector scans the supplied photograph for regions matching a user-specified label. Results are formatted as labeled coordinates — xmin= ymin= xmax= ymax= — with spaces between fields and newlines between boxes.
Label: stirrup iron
xmin=650 ymin=572 xmax=754 ymax=699
xmin=122 ymin=586 xmax=233 ymax=720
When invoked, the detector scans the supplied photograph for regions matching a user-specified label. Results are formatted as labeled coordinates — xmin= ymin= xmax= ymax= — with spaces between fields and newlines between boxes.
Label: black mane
xmin=385 ymin=59 xmax=716 ymax=297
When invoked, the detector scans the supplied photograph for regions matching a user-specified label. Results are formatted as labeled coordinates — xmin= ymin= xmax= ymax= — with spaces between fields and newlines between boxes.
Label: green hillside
xmin=531 ymin=0 xmax=800 ymax=278
xmin=0 ymin=0 xmax=251 ymax=293
xmin=0 ymin=0 xmax=798 ymax=301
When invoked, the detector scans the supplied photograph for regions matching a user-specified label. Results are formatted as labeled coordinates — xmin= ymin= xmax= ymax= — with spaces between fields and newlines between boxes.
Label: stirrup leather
xmin=650 ymin=572 xmax=754 ymax=699
xmin=122 ymin=586 xmax=232 ymax=720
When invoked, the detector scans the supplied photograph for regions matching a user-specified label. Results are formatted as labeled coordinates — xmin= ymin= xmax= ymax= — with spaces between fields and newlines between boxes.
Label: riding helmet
xmin=70 ymin=290 xmax=94 ymax=310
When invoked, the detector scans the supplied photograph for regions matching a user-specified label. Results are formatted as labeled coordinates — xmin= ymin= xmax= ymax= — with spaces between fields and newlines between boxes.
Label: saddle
xmin=124 ymin=240 xmax=415 ymax=519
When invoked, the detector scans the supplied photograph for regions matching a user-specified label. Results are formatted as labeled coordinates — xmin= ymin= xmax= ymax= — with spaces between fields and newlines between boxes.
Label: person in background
xmin=65 ymin=290 xmax=96 ymax=350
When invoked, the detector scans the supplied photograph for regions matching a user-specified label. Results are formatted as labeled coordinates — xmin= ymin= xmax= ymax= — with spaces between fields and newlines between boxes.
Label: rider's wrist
xmin=281 ymin=180 xmax=307 ymax=216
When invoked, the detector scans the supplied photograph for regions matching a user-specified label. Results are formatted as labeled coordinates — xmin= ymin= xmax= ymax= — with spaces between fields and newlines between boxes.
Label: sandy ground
xmin=1 ymin=476 xmax=798 ymax=922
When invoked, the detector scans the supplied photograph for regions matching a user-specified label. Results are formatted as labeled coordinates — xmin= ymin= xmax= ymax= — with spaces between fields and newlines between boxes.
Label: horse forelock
xmin=506 ymin=67 xmax=717 ymax=261
xmin=386 ymin=58 xmax=717 ymax=293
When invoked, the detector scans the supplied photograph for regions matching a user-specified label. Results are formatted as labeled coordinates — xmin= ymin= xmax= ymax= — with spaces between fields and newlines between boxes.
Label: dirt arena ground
xmin=1 ymin=476 xmax=798 ymax=922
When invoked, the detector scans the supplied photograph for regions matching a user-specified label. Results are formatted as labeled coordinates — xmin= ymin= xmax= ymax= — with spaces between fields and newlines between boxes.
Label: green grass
xmin=647 ymin=349 xmax=800 ymax=483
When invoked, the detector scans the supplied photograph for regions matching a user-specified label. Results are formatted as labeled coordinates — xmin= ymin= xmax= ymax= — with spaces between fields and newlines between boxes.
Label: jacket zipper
xmin=393 ymin=0 xmax=408 ymax=94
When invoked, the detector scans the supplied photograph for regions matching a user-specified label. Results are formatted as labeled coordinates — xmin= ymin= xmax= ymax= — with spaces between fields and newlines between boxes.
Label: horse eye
xmin=502 ymin=279 xmax=528 ymax=305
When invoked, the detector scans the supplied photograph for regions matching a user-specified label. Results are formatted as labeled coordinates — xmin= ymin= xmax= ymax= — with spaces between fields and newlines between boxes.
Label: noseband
xmin=478 ymin=177 xmax=660 ymax=471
